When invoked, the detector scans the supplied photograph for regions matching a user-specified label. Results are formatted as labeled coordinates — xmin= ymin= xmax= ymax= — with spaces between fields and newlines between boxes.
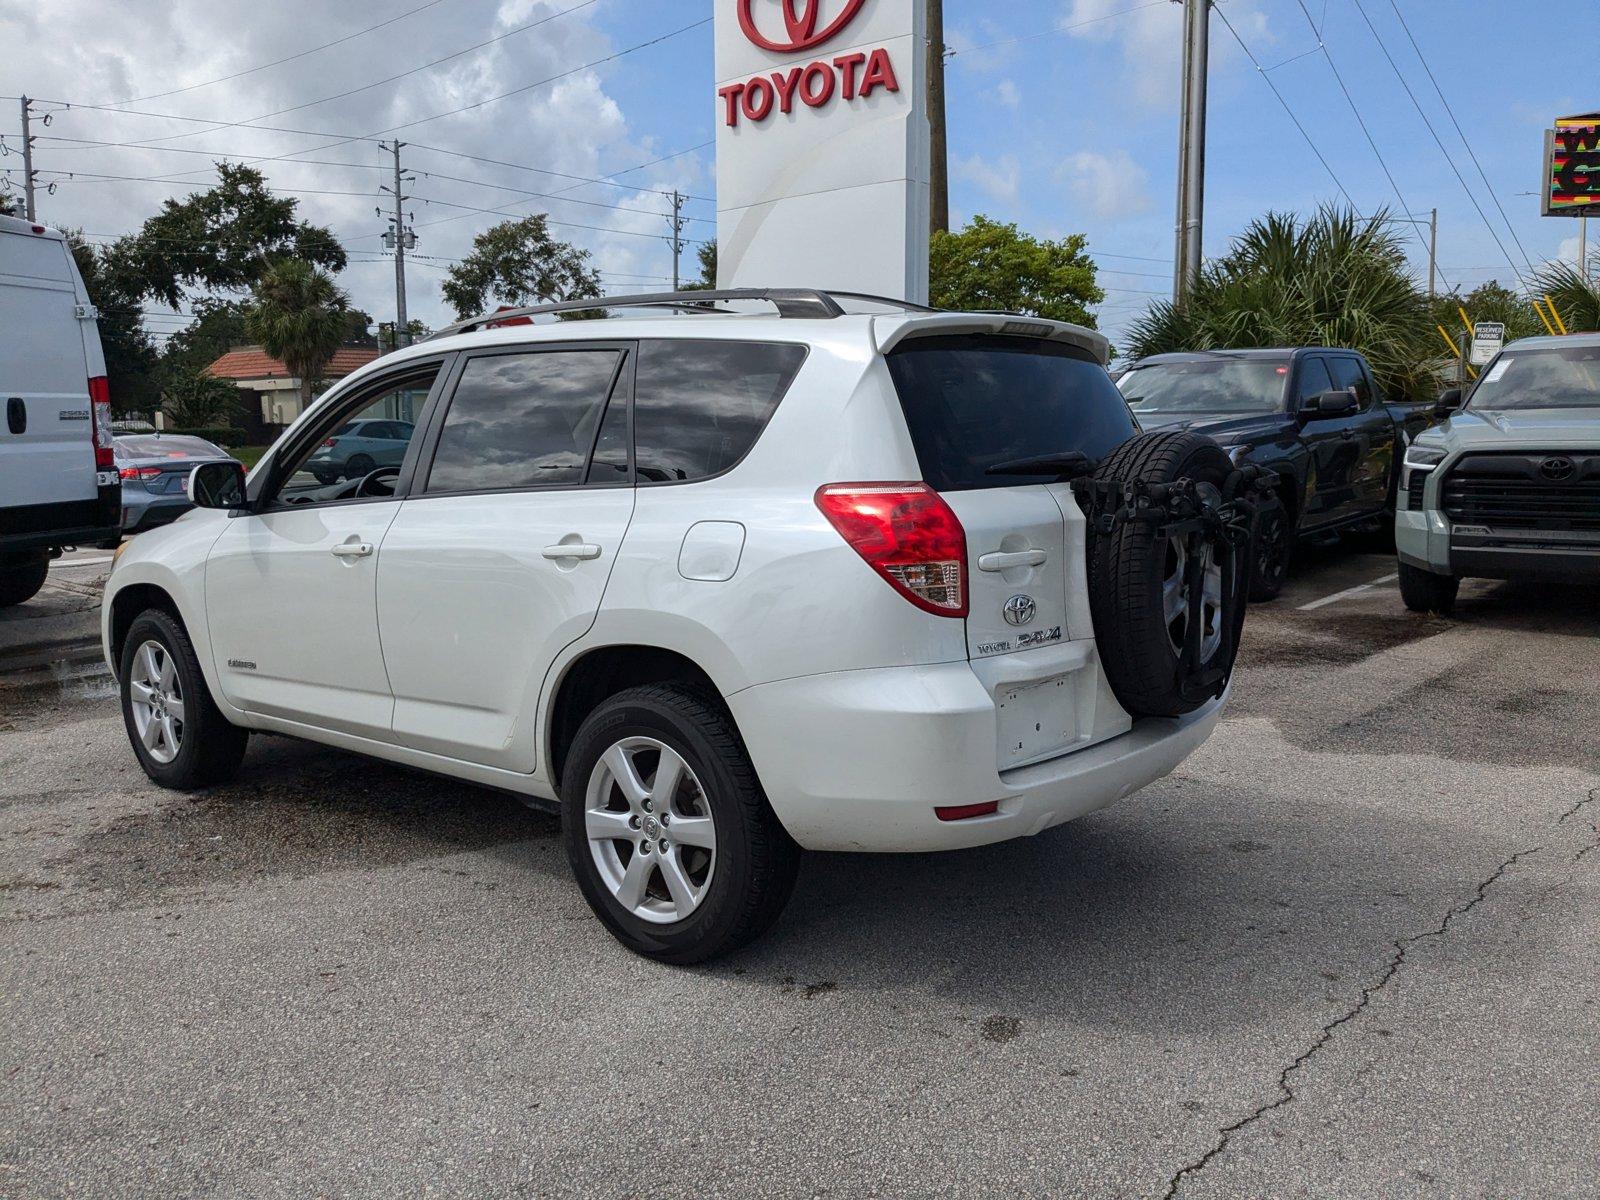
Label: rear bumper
xmin=730 ymin=661 xmax=1227 ymax=853
xmin=0 ymin=486 xmax=122 ymax=554
xmin=123 ymin=496 xmax=194 ymax=533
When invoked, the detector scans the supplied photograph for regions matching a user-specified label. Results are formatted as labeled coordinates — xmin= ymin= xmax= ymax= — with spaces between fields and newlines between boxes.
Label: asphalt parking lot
xmin=3 ymin=543 xmax=1597 ymax=1198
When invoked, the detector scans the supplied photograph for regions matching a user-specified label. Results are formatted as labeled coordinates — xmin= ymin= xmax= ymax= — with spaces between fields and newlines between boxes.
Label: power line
xmin=1347 ymin=0 xmax=1526 ymax=285
xmin=106 ymin=0 xmax=453 ymax=107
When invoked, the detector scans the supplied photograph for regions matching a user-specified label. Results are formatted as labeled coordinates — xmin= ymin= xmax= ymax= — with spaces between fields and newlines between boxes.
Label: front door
xmin=377 ymin=344 xmax=636 ymax=771
xmin=205 ymin=367 xmax=441 ymax=739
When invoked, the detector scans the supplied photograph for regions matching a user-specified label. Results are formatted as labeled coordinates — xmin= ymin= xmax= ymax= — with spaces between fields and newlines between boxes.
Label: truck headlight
xmin=1401 ymin=445 xmax=1446 ymax=492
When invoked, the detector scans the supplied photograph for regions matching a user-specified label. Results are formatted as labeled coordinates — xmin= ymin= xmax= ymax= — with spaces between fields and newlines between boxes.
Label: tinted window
xmin=587 ymin=394 xmax=630 ymax=484
xmin=888 ymin=335 xmax=1137 ymax=492
xmin=633 ymin=340 xmax=806 ymax=483
xmin=1328 ymin=357 xmax=1372 ymax=407
xmin=1118 ymin=356 xmax=1291 ymax=416
xmin=427 ymin=350 xmax=623 ymax=493
xmin=1295 ymin=357 xmax=1335 ymax=406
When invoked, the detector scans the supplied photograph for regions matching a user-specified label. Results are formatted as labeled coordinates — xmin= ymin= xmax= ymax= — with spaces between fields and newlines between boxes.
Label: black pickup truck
xmin=1117 ymin=348 xmax=1444 ymax=599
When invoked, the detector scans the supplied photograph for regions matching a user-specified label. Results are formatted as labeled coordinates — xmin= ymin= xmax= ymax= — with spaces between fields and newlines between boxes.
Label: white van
xmin=0 ymin=214 xmax=121 ymax=606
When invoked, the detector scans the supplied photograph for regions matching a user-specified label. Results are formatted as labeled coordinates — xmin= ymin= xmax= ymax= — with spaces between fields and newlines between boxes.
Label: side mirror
xmin=1302 ymin=389 xmax=1358 ymax=419
xmin=1434 ymin=387 xmax=1463 ymax=418
xmin=188 ymin=461 xmax=246 ymax=510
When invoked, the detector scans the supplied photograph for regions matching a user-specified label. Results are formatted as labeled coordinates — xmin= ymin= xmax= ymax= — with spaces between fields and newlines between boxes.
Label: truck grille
xmin=1441 ymin=452 xmax=1600 ymax=531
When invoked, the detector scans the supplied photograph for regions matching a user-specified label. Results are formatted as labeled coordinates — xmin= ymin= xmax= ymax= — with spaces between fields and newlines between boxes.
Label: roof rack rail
xmin=426 ymin=288 xmax=939 ymax=340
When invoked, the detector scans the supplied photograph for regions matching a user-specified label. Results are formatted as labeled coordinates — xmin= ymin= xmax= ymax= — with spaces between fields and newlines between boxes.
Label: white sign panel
xmin=715 ymin=0 xmax=930 ymax=303
xmin=1470 ymin=321 xmax=1506 ymax=366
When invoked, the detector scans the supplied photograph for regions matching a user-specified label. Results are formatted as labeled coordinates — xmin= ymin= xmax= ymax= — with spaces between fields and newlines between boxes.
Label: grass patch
xmin=233 ymin=445 xmax=270 ymax=469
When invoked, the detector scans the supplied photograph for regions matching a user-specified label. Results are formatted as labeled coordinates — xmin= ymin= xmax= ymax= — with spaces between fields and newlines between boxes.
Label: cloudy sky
xmin=2 ymin=0 xmax=1591 ymax=350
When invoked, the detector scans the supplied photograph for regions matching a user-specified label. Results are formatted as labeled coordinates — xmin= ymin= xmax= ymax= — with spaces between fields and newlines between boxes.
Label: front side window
xmin=633 ymin=340 xmax=807 ymax=484
xmin=274 ymin=373 xmax=437 ymax=506
xmin=889 ymin=335 xmax=1136 ymax=491
xmin=1327 ymin=357 xmax=1374 ymax=408
xmin=1295 ymin=358 xmax=1336 ymax=406
xmin=1467 ymin=344 xmax=1600 ymax=410
xmin=426 ymin=350 xmax=625 ymax=493
xmin=1118 ymin=356 xmax=1292 ymax=416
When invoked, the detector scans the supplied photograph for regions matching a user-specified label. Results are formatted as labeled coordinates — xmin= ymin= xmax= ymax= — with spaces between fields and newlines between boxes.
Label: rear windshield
xmin=115 ymin=435 xmax=225 ymax=459
xmin=1117 ymin=357 xmax=1291 ymax=416
xmin=885 ymin=335 xmax=1136 ymax=491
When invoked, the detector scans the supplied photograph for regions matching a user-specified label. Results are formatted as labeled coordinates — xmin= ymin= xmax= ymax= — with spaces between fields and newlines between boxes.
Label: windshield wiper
xmin=985 ymin=452 xmax=1096 ymax=481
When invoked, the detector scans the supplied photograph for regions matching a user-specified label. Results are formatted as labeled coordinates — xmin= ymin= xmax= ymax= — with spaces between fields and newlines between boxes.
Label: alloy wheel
xmin=585 ymin=737 xmax=718 ymax=925
xmin=128 ymin=639 xmax=184 ymax=765
xmin=1162 ymin=536 xmax=1224 ymax=662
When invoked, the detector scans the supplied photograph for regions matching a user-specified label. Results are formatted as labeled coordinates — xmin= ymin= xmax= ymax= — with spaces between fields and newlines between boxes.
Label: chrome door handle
xmin=978 ymin=548 xmax=1047 ymax=572
xmin=330 ymin=542 xmax=374 ymax=559
xmin=542 ymin=543 xmax=602 ymax=561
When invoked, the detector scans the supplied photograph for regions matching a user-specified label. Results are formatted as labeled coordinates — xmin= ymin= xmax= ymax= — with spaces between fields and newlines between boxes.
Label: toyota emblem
xmin=737 ymin=0 xmax=868 ymax=53
xmin=1003 ymin=595 xmax=1037 ymax=627
xmin=1539 ymin=456 xmax=1576 ymax=482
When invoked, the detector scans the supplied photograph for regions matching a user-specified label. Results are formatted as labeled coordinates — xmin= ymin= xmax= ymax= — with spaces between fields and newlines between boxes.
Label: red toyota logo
xmin=738 ymin=0 xmax=868 ymax=54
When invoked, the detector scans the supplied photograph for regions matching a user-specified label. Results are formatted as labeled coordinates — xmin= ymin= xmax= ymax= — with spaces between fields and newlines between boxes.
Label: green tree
xmin=244 ymin=260 xmax=351 ymax=410
xmin=67 ymin=232 xmax=161 ymax=416
xmin=110 ymin=163 xmax=345 ymax=310
xmin=442 ymin=215 xmax=602 ymax=318
xmin=1431 ymin=280 xmax=1543 ymax=344
xmin=682 ymin=240 xmax=718 ymax=291
xmin=377 ymin=319 xmax=430 ymax=352
xmin=162 ymin=364 xmax=242 ymax=428
xmin=930 ymin=215 xmax=1104 ymax=326
xmin=1125 ymin=206 xmax=1438 ymax=401
xmin=1 ymin=194 xmax=21 ymax=217
xmin=1530 ymin=256 xmax=1600 ymax=333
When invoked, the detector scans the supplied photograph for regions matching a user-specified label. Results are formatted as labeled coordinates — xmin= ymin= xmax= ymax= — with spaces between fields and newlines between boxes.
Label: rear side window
xmin=633 ymin=340 xmax=807 ymax=484
xmin=886 ymin=335 xmax=1136 ymax=491
xmin=426 ymin=350 xmax=624 ymax=493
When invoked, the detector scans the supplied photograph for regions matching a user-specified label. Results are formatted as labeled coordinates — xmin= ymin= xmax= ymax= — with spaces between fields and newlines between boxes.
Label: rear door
xmin=0 ymin=227 xmax=97 ymax=512
xmin=884 ymin=334 xmax=1141 ymax=767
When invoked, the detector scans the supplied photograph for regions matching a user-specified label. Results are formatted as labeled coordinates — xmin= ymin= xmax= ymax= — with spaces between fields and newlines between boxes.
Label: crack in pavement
xmin=1159 ymin=845 xmax=1547 ymax=1199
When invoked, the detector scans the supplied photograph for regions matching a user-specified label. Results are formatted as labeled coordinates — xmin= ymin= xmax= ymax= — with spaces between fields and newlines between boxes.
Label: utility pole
xmin=1172 ymin=0 xmax=1210 ymax=301
xmin=19 ymin=95 xmax=38 ymax=221
xmin=667 ymin=190 xmax=688 ymax=291
xmin=927 ymin=0 xmax=949 ymax=236
xmin=378 ymin=141 xmax=415 ymax=350
xmin=1428 ymin=206 xmax=1438 ymax=297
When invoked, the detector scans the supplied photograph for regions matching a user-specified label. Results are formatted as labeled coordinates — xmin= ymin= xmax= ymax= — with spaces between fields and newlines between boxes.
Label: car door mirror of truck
xmin=1434 ymin=387 xmax=1464 ymax=417
xmin=1302 ymin=389 xmax=1358 ymax=419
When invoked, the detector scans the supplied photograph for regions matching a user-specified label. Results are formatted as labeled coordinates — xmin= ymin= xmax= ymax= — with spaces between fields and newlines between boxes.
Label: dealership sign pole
xmin=715 ymin=0 xmax=931 ymax=303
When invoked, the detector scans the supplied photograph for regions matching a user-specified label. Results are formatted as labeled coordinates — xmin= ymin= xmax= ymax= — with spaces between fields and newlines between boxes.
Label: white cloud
xmin=1058 ymin=149 xmax=1152 ymax=220
xmin=1059 ymin=0 xmax=1273 ymax=108
xmin=994 ymin=79 xmax=1021 ymax=109
xmin=953 ymin=153 xmax=1021 ymax=203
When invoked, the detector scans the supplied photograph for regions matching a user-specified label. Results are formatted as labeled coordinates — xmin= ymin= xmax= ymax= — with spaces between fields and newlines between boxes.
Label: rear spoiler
xmin=874 ymin=313 xmax=1111 ymax=365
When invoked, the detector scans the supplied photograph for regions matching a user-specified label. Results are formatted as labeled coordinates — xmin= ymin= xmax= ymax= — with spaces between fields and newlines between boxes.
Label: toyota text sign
xmin=715 ymin=0 xmax=930 ymax=302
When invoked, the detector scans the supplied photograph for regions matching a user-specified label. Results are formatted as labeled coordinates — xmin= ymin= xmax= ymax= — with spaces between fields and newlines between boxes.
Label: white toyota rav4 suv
xmin=104 ymin=290 xmax=1257 ymax=962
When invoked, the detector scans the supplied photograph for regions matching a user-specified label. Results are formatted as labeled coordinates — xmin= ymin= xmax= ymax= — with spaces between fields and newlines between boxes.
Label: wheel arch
xmin=109 ymin=581 xmax=186 ymax=674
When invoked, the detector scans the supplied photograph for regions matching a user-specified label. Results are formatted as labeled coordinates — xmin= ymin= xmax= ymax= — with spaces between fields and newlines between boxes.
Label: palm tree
xmin=1529 ymin=255 xmax=1600 ymax=333
xmin=1125 ymin=206 xmax=1439 ymax=401
xmin=245 ymin=259 xmax=350 ymax=410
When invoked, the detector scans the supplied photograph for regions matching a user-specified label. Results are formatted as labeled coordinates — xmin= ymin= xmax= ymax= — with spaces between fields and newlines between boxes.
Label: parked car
xmin=112 ymin=434 xmax=240 ymax=536
xmin=0 ymin=213 xmax=120 ymax=607
xmin=103 ymin=289 xmax=1262 ymax=963
xmin=1396 ymin=332 xmax=1600 ymax=613
xmin=1118 ymin=348 xmax=1441 ymax=599
xmin=304 ymin=417 xmax=415 ymax=484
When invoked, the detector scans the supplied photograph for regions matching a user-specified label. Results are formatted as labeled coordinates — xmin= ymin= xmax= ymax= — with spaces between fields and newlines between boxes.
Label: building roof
xmin=206 ymin=345 xmax=380 ymax=382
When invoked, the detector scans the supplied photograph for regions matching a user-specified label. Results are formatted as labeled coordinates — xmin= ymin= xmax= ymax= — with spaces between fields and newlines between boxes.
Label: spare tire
xmin=1082 ymin=431 xmax=1249 ymax=718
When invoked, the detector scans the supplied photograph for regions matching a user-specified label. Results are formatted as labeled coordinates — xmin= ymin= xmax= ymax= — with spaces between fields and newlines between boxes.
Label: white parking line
xmin=1298 ymin=573 xmax=1399 ymax=611
xmin=53 ymin=555 xmax=116 ymax=569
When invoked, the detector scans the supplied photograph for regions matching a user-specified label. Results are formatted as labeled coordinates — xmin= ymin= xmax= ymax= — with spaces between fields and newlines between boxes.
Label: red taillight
xmin=119 ymin=466 xmax=162 ymax=481
xmin=88 ymin=376 xmax=114 ymax=469
xmin=321 ymin=438 xmax=338 ymax=448
xmin=935 ymin=801 xmax=1000 ymax=822
xmin=815 ymin=482 xmax=968 ymax=617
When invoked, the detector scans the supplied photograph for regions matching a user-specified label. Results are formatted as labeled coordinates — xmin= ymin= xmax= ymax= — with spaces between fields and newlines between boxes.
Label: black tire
xmin=1248 ymin=501 xmax=1293 ymax=602
xmin=561 ymin=683 xmax=801 ymax=965
xmin=1086 ymin=431 xmax=1245 ymax=718
xmin=1398 ymin=561 xmax=1458 ymax=614
xmin=0 ymin=554 xmax=50 ymax=608
xmin=345 ymin=454 xmax=375 ymax=479
xmin=119 ymin=608 xmax=249 ymax=789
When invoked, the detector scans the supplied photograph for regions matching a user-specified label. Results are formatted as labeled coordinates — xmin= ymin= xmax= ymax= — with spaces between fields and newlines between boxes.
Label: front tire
xmin=1398 ymin=561 xmax=1459 ymax=614
xmin=0 ymin=553 xmax=50 ymax=608
xmin=561 ymin=684 xmax=801 ymax=964
xmin=119 ymin=609 xmax=249 ymax=789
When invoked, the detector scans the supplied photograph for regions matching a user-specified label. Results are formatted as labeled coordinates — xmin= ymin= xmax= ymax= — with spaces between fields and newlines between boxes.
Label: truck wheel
xmin=561 ymin=684 xmax=801 ymax=965
xmin=119 ymin=609 xmax=249 ymax=789
xmin=1398 ymin=561 xmax=1458 ymax=615
xmin=1248 ymin=504 xmax=1293 ymax=602
xmin=0 ymin=554 xmax=50 ymax=608
xmin=1085 ymin=431 xmax=1247 ymax=718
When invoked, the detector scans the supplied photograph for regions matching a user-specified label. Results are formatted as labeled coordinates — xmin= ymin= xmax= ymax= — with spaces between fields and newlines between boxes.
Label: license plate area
xmin=996 ymin=673 xmax=1078 ymax=769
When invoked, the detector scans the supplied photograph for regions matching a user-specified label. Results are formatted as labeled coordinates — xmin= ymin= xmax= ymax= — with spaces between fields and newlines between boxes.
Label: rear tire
xmin=345 ymin=454 xmax=375 ymax=480
xmin=1248 ymin=503 xmax=1293 ymax=602
xmin=0 ymin=554 xmax=50 ymax=608
xmin=561 ymin=684 xmax=801 ymax=965
xmin=1085 ymin=431 xmax=1245 ymax=718
xmin=1398 ymin=561 xmax=1458 ymax=614
xmin=119 ymin=609 xmax=249 ymax=789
